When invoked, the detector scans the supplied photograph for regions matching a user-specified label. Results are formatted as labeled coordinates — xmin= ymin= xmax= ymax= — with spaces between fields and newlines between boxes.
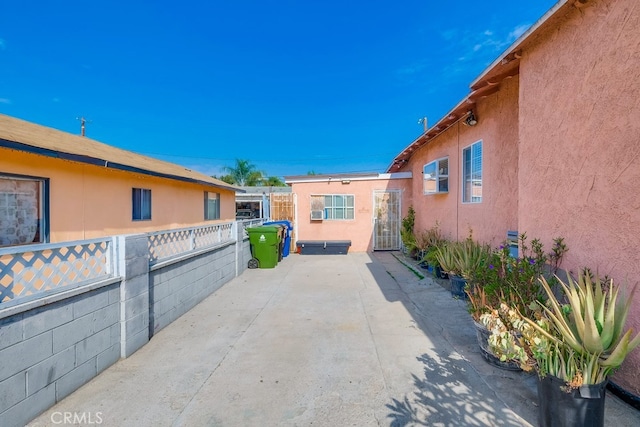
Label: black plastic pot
xmin=433 ymin=265 xmax=448 ymax=280
xmin=537 ymin=375 xmax=607 ymax=427
xmin=449 ymin=274 xmax=467 ymax=299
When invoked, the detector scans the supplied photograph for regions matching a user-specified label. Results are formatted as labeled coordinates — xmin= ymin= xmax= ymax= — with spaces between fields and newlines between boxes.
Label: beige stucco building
xmin=0 ymin=114 xmax=241 ymax=246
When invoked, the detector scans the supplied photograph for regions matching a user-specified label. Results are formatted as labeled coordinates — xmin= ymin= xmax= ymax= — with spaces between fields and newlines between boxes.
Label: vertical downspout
xmin=456 ymin=121 xmax=460 ymax=240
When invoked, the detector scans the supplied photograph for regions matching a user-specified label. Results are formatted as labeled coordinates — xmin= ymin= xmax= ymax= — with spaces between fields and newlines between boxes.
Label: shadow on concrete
xmin=366 ymin=251 xmax=539 ymax=426
xmin=386 ymin=349 xmax=535 ymax=426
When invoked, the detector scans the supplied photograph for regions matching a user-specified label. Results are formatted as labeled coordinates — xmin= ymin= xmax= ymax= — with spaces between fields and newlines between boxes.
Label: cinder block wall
xmin=240 ymin=234 xmax=252 ymax=271
xmin=0 ymin=283 xmax=121 ymax=427
xmin=149 ymin=242 xmax=238 ymax=336
xmin=1 ymin=229 xmax=248 ymax=427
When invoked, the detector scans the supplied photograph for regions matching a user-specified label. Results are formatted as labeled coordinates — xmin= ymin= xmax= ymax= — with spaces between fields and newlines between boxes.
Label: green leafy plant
xmin=467 ymin=234 xmax=568 ymax=322
xmin=401 ymin=206 xmax=416 ymax=256
xmin=434 ymin=241 xmax=461 ymax=276
xmin=415 ymin=222 xmax=446 ymax=261
xmin=455 ymin=238 xmax=489 ymax=281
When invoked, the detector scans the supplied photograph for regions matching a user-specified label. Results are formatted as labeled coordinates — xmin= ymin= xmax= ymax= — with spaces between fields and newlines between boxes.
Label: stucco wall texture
xmin=405 ymin=76 xmax=520 ymax=247
xmin=291 ymin=178 xmax=409 ymax=252
xmin=517 ymin=0 xmax=640 ymax=394
xmin=1 ymin=149 xmax=237 ymax=243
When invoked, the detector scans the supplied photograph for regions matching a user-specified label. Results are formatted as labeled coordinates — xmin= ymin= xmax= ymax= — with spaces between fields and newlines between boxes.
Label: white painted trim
xmin=285 ymin=172 xmax=411 ymax=184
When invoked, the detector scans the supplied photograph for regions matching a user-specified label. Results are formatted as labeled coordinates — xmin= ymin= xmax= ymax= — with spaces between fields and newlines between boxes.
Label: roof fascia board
xmin=285 ymin=172 xmax=411 ymax=184
xmin=386 ymin=1 xmax=572 ymax=173
xmin=470 ymin=0 xmax=568 ymax=88
xmin=0 ymin=138 xmax=243 ymax=193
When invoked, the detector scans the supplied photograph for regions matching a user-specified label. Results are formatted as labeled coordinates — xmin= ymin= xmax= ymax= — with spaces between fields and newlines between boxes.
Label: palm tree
xmin=222 ymin=159 xmax=264 ymax=186
xmin=212 ymin=174 xmax=236 ymax=184
xmin=263 ymin=176 xmax=286 ymax=187
xmin=245 ymin=171 xmax=265 ymax=186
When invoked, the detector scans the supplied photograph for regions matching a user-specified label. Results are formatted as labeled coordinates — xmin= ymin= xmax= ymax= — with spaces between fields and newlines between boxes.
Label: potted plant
xmin=467 ymin=234 xmax=568 ymax=370
xmin=434 ymin=237 xmax=487 ymax=299
xmin=424 ymin=244 xmax=447 ymax=279
xmin=481 ymin=272 xmax=640 ymax=427
xmin=414 ymin=229 xmax=432 ymax=262
xmin=417 ymin=223 xmax=446 ymax=272
xmin=434 ymin=241 xmax=462 ymax=293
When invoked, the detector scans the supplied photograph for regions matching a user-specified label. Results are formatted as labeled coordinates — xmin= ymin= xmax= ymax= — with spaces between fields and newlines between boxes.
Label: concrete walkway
xmin=28 ymin=252 xmax=639 ymax=427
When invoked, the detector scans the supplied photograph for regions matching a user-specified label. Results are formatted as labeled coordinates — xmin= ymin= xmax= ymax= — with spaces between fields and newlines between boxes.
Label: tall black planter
xmin=537 ymin=375 xmax=607 ymax=427
xmin=449 ymin=274 xmax=467 ymax=299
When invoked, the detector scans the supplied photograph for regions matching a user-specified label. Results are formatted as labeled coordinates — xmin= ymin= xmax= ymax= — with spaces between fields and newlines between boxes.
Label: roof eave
xmin=0 ymin=138 xmax=244 ymax=193
xmin=386 ymin=0 xmax=579 ymax=173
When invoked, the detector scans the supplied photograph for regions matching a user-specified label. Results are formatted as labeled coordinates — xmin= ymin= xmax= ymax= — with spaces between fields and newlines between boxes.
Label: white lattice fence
xmin=0 ymin=238 xmax=114 ymax=305
xmin=148 ymin=222 xmax=236 ymax=263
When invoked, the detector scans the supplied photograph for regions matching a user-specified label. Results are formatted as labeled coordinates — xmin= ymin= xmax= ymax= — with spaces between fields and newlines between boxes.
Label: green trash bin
xmin=246 ymin=226 xmax=282 ymax=269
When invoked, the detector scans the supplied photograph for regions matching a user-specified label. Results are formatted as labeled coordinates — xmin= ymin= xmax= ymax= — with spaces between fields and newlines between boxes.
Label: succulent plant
xmin=434 ymin=242 xmax=459 ymax=276
xmin=482 ymin=272 xmax=640 ymax=386
xmin=530 ymin=273 xmax=640 ymax=383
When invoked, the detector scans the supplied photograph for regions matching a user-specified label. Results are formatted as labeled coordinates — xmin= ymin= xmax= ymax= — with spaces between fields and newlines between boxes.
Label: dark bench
xmin=295 ymin=240 xmax=351 ymax=255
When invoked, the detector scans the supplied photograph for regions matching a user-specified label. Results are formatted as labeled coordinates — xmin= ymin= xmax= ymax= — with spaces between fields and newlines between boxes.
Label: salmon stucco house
xmin=282 ymin=0 xmax=640 ymax=400
xmin=285 ymin=172 xmax=411 ymax=253
xmin=386 ymin=0 xmax=640 ymax=397
xmin=0 ymin=114 xmax=242 ymax=247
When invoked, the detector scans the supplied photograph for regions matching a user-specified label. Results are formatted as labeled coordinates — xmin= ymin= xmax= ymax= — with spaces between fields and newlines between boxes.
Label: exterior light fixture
xmin=465 ymin=111 xmax=478 ymax=126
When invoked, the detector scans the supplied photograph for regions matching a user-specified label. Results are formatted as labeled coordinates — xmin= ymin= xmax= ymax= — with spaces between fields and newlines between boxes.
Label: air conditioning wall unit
xmin=310 ymin=210 xmax=324 ymax=221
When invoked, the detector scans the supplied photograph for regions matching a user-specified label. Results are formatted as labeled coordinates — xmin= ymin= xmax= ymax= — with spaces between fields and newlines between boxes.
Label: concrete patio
xmin=27 ymin=252 xmax=640 ymax=426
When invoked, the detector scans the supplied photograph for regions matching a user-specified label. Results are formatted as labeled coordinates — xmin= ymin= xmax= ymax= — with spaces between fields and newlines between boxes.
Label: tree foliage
xmin=221 ymin=159 xmax=262 ymax=186
xmin=215 ymin=159 xmax=286 ymax=187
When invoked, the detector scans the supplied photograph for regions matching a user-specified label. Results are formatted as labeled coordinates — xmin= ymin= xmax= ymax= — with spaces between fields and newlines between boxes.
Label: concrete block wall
xmin=149 ymin=242 xmax=237 ymax=336
xmin=0 ymin=283 xmax=121 ymax=427
xmin=242 ymin=238 xmax=252 ymax=269
xmin=1 ymin=226 xmax=247 ymax=427
xmin=116 ymin=234 xmax=150 ymax=358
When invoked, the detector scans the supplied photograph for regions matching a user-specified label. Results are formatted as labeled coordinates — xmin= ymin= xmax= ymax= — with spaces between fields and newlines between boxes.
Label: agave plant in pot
xmin=433 ymin=241 xmax=463 ymax=297
xmin=481 ymin=272 xmax=640 ymax=427
xmin=434 ymin=236 xmax=488 ymax=299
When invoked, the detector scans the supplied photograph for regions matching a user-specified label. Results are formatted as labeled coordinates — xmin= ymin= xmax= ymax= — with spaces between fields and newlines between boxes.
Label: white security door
xmin=373 ymin=190 xmax=401 ymax=250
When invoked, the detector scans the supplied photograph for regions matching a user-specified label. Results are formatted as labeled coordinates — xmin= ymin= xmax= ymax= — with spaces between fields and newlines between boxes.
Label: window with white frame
xmin=462 ymin=141 xmax=482 ymax=203
xmin=132 ymin=188 xmax=152 ymax=221
xmin=310 ymin=194 xmax=354 ymax=220
xmin=0 ymin=174 xmax=48 ymax=246
xmin=204 ymin=192 xmax=220 ymax=220
xmin=423 ymin=157 xmax=449 ymax=194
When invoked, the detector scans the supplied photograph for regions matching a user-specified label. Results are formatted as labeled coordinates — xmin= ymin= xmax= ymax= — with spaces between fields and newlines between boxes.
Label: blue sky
xmin=0 ymin=0 xmax=557 ymax=178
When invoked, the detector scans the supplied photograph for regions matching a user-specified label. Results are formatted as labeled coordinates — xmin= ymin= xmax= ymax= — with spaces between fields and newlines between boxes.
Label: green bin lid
xmin=246 ymin=226 xmax=280 ymax=233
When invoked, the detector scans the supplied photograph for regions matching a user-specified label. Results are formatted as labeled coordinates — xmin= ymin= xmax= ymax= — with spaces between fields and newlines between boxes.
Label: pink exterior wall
xmin=517 ymin=0 xmax=640 ymax=394
xmin=402 ymin=76 xmax=520 ymax=247
xmin=290 ymin=177 xmax=410 ymax=252
xmin=1 ymin=149 xmax=237 ymax=243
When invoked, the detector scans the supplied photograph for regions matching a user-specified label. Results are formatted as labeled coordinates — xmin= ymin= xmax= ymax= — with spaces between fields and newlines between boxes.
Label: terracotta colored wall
xmin=517 ymin=0 xmax=640 ymax=393
xmin=403 ymin=76 xmax=520 ymax=247
xmin=290 ymin=177 xmax=410 ymax=252
xmin=1 ymin=149 xmax=236 ymax=243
